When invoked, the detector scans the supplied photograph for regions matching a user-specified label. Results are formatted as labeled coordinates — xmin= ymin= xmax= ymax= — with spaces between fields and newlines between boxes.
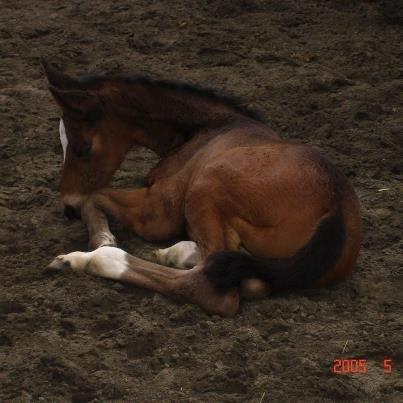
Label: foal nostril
xmin=64 ymin=205 xmax=80 ymax=220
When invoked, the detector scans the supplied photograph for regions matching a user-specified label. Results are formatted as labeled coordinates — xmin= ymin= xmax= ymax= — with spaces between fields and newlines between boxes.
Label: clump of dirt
xmin=0 ymin=1 xmax=401 ymax=401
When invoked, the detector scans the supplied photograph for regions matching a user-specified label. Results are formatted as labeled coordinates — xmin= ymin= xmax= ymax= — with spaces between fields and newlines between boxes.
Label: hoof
xmin=240 ymin=278 xmax=271 ymax=299
xmin=45 ymin=255 xmax=69 ymax=272
xmin=153 ymin=249 xmax=166 ymax=265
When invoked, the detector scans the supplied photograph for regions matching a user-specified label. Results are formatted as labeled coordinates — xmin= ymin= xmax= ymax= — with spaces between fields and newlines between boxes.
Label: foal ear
xmin=49 ymin=86 xmax=101 ymax=118
xmin=42 ymin=60 xmax=79 ymax=90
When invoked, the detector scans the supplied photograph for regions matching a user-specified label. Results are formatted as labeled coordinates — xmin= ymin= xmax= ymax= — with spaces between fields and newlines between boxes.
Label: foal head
xmin=44 ymin=62 xmax=262 ymax=217
xmin=43 ymin=62 xmax=135 ymax=216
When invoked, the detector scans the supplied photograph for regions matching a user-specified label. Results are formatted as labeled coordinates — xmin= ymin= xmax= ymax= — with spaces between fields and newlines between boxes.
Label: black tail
xmin=204 ymin=207 xmax=345 ymax=292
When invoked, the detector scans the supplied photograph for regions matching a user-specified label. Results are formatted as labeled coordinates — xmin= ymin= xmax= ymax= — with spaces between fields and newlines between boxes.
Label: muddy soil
xmin=0 ymin=1 xmax=402 ymax=402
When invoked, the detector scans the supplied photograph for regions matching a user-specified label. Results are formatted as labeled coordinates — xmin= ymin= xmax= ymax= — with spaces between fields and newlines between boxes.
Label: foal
xmin=44 ymin=62 xmax=361 ymax=316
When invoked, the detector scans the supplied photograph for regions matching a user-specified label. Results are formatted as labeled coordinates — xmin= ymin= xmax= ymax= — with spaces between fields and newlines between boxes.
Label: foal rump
xmin=204 ymin=206 xmax=345 ymax=292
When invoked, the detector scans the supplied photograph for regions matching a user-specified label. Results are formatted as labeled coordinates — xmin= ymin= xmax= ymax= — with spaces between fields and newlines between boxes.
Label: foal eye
xmin=72 ymin=142 xmax=92 ymax=159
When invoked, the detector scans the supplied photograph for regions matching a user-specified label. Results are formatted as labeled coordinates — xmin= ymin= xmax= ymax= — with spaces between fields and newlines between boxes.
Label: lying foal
xmin=44 ymin=62 xmax=361 ymax=317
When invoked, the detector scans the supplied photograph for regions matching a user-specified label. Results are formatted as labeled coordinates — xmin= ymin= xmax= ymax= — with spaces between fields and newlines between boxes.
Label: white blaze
xmin=59 ymin=118 xmax=68 ymax=162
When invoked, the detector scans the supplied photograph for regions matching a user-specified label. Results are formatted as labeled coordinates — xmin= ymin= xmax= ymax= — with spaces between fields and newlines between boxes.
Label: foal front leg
xmin=81 ymin=201 xmax=117 ymax=249
xmin=83 ymin=186 xmax=184 ymax=249
xmin=47 ymin=246 xmax=239 ymax=317
xmin=154 ymin=241 xmax=201 ymax=269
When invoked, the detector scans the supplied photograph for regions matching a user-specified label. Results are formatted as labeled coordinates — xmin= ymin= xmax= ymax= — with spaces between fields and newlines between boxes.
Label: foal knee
xmin=240 ymin=278 xmax=270 ymax=299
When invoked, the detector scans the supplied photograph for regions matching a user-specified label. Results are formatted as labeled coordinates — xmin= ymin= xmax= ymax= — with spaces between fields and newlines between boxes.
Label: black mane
xmin=77 ymin=73 xmax=265 ymax=123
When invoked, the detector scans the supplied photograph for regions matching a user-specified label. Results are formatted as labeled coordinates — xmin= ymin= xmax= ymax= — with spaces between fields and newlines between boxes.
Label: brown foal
xmin=44 ymin=62 xmax=361 ymax=317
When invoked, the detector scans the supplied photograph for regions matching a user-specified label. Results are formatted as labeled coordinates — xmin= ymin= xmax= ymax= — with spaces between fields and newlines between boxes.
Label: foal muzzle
xmin=64 ymin=205 xmax=81 ymax=220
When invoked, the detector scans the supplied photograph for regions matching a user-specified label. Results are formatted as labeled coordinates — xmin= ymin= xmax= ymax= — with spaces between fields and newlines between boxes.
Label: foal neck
xmin=83 ymin=76 xmax=261 ymax=155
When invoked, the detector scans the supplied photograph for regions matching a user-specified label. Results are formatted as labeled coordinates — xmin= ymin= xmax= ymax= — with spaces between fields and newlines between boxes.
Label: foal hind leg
xmin=186 ymin=195 xmax=270 ymax=299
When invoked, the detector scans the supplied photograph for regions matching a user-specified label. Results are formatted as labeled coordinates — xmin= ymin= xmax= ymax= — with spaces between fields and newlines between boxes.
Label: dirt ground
xmin=0 ymin=0 xmax=402 ymax=401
